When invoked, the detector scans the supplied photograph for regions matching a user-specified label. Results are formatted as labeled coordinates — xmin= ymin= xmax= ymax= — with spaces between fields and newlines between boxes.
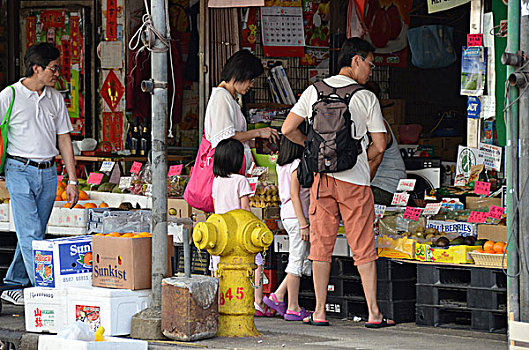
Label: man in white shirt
xmin=282 ymin=38 xmax=395 ymax=328
xmin=0 ymin=43 xmax=79 ymax=305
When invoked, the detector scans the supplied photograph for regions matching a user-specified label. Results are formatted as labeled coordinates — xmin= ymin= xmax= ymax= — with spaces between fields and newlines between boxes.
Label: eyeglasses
xmin=45 ymin=65 xmax=61 ymax=74
xmin=359 ymin=56 xmax=376 ymax=70
xmin=250 ymin=78 xmax=256 ymax=84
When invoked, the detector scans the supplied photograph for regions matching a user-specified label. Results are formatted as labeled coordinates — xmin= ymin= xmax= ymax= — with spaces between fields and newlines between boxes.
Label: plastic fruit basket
xmin=470 ymin=251 xmax=507 ymax=268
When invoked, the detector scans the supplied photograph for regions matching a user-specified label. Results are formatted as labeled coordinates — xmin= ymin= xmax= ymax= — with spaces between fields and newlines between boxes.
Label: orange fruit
xmin=61 ymin=191 xmax=68 ymax=201
xmin=475 ymin=249 xmax=485 ymax=253
xmin=63 ymin=203 xmax=71 ymax=208
xmin=83 ymin=252 xmax=93 ymax=266
xmin=83 ymin=203 xmax=97 ymax=209
xmin=98 ymin=202 xmax=109 ymax=208
xmin=493 ymin=241 xmax=506 ymax=254
xmin=121 ymin=233 xmax=134 ymax=238
xmin=94 ymin=233 xmax=105 ymax=236
xmin=79 ymin=190 xmax=89 ymax=200
xmin=483 ymin=240 xmax=495 ymax=252
xmin=138 ymin=232 xmax=152 ymax=237
xmin=110 ymin=232 xmax=121 ymax=237
xmin=55 ymin=195 xmax=61 ymax=201
xmin=73 ymin=204 xmax=83 ymax=208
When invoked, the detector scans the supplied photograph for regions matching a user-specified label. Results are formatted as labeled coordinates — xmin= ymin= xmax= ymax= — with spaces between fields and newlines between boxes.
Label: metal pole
xmin=518 ymin=6 xmax=529 ymax=322
xmin=198 ymin=0 xmax=207 ymax=140
xmin=150 ymin=0 xmax=169 ymax=309
xmin=183 ymin=227 xmax=191 ymax=278
xmin=505 ymin=0 xmax=520 ymax=324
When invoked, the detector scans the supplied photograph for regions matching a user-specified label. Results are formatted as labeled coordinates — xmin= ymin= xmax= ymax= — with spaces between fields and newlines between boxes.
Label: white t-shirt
xmin=0 ymin=79 xmax=73 ymax=161
xmin=211 ymin=174 xmax=253 ymax=214
xmin=204 ymin=87 xmax=252 ymax=168
xmin=290 ymin=75 xmax=386 ymax=186
xmin=276 ymin=159 xmax=310 ymax=220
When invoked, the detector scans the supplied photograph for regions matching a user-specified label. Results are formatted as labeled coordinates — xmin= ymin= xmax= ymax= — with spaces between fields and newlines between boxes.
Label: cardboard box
xmin=0 ymin=202 xmax=9 ymax=222
xmin=465 ymin=196 xmax=502 ymax=210
xmin=250 ymin=206 xmax=280 ymax=220
xmin=168 ymin=198 xmax=192 ymax=218
xmin=24 ymin=287 xmax=68 ymax=333
xmin=38 ymin=335 xmax=148 ymax=350
xmin=92 ymin=235 xmax=151 ymax=290
xmin=377 ymin=235 xmax=415 ymax=259
xmin=32 ymin=236 xmax=93 ymax=288
xmin=415 ymin=243 xmax=475 ymax=264
xmin=377 ymin=248 xmax=414 ymax=260
xmin=0 ymin=180 xmax=9 ymax=199
xmin=191 ymin=208 xmax=208 ymax=223
xmin=477 ymin=224 xmax=507 ymax=242
xmin=380 ymin=99 xmax=405 ymax=125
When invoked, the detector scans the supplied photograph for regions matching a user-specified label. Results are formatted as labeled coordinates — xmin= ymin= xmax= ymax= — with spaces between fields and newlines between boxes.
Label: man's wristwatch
xmin=68 ymin=180 xmax=79 ymax=186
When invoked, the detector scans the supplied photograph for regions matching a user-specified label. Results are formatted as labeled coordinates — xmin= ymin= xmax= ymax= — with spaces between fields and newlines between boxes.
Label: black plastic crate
xmin=417 ymin=285 xmax=438 ymax=305
xmin=467 ymin=289 xmax=507 ymax=311
xmin=417 ymin=264 xmax=471 ymax=286
xmin=327 ymin=277 xmax=343 ymax=297
xmin=417 ymin=305 xmax=471 ymax=329
xmin=344 ymin=298 xmax=415 ymax=323
xmin=331 ymin=257 xmax=360 ymax=278
xmin=471 ymin=268 xmax=507 ymax=289
xmin=472 ymin=310 xmax=507 ymax=333
xmin=174 ymin=244 xmax=210 ymax=276
xmin=299 ymin=276 xmax=313 ymax=293
xmin=0 ymin=247 xmax=15 ymax=266
xmin=376 ymin=258 xmax=416 ymax=281
xmin=377 ymin=279 xmax=416 ymax=301
xmin=297 ymin=295 xmax=347 ymax=319
xmin=417 ymin=285 xmax=468 ymax=308
xmin=0 ymin=232 xmax=17 ymax=247
xmin=342 ymin=278 xmax=365 ymax=298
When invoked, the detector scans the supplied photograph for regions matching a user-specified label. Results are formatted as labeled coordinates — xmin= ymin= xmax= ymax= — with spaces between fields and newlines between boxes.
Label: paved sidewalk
xmin=0 ymin=303 xmax=507 ymax=349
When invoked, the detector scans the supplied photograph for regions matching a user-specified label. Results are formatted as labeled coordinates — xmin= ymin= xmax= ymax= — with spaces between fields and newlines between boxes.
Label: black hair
xmin=213 ymin=138 xmax=245 ymax=178
xmin=24 ymin=43 xmax=61 ymax=77
xmin=277 ymin=123 xmax=307 ymax=166
xmin=337 ymin=37 xmax=375 ymax=70
xmin=220 ymin=50 xmax=264 ymax=83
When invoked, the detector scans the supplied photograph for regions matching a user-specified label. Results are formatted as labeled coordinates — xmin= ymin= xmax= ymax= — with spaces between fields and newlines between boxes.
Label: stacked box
xmin=24 ymin=287 xmax=68 ymax=333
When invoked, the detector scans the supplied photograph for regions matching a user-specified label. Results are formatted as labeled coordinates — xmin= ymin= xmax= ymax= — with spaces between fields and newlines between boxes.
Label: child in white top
xmin=210 ymin=138 xmax=274 ymax=317
xmin=264 ymin=135 xmax=312 ymax=321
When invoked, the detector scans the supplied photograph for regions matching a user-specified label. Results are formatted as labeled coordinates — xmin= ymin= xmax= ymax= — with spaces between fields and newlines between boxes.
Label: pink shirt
xmin=276 ymin=159 xmax=310 ymax=220
xmin=211 ymin=174 xmax=253 ymax=214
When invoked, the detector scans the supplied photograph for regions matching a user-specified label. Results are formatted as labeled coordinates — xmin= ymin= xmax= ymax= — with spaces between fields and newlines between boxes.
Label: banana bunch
xmin=249 ymin=183 xmax=280 ymax=208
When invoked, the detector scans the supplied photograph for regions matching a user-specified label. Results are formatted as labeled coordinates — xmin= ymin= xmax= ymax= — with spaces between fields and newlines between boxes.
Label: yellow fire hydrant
xmin=193 ymin=209 xmax=273 ymax=337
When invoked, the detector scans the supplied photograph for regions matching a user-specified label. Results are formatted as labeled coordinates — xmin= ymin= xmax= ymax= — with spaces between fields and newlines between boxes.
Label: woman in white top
xmin=204 ymin=50 xmax=279 ymax=170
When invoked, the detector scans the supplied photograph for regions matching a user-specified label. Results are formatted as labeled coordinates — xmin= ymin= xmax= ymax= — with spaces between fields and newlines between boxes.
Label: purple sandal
xmin=263 ymin=293 xmax=286 ymax=316
xmin=284 ymin=307 xmax=312 ymax=321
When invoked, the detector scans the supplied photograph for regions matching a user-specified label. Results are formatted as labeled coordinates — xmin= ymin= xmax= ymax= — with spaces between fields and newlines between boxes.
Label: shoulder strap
xmin=335 ymin=84 xmax=364 ymax=104
xmin=2 ymin=86 xmax=15 ymax=126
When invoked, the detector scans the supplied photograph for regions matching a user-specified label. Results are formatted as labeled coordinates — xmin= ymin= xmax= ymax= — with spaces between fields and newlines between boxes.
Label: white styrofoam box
xmin=86 ymin=192 xmax=152 ymax=209
xmin=274 ymin=234 xmax=289 ymax=253
xmin=38 ymin=335 xmax=148 ymax=350
xmin=0 ymin=202 xmax=9 ymax=222
xmin=67 ymin=286 xmax=152 ymax=336
xmin=48 ymin=201 xmax=102 ymax=228
xmin=25 ymin=287 xmax=68 ymax=333
xmin=47 ymin=226 xmax=88 ymax=236
xmin=0 ymin=221 xmax=9 ymax=232
xmin=333 ymin=235 xmax=350 ymax=257
xmin=33 ymin=236 xmax=92 ymax=288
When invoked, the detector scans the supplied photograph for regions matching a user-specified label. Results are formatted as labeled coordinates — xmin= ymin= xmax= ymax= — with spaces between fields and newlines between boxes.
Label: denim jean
xmin=3 ymin=157 xmax=57 ymax=286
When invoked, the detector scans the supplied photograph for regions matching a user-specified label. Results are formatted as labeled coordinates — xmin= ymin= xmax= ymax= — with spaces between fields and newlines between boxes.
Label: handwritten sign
xmin=57 ymin=175 xmax=64 ymax=182
xmin=99 ymin=161 xmax=115 ymax=173
xmin=488 ymin=205 xmax=505 ymax=220
xmin=144 ymin=183 xmax=152 ymax=196
xmin=247 ymin=177 xmax=259 ymax=195
xmin=467 ymin=33 xmax=483 ymax=46
xmin=87 ymin=172 xmax=104 ymax=185
xmin=403 ymin=206 xmax=423 ymax=221
xmin=467 ymin=211 xmax=488 ymax=223
xmin=397 ymin=179 xmax=416 ymax=192
xmin=119 ymin=176 xmax=132 ymax=190
xmin=423 ymin=202 xmax=442 ymax=216
xmin=168 ymin=164 xmax=183 ymax=176
xmin=474 ymin=181 xmax=491 ymax=196
xmin=391 ymin=192 xmax=410 ymax=206
xmin=130 ymin=161 xmax=143 ymax=174
xmin=374 ymin=204 xmax=386 ymax=219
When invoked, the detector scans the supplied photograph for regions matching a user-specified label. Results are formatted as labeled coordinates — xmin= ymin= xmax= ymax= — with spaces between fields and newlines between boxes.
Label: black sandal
xmin=365 ymin=316 xmax=396 ymax=329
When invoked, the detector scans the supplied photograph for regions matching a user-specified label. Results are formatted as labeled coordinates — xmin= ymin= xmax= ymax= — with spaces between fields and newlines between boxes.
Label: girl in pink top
xmin=264 ymin=135 xmax=312 ymax=321
xmin=210 ymin=138 xmax=273 ymax=317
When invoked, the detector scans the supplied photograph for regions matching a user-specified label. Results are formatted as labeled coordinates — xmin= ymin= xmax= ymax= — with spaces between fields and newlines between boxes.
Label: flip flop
xmin=365 ymin=316 xmax=396 ymax=329
xmin=302 ymin=314 xmax=329 ymax=326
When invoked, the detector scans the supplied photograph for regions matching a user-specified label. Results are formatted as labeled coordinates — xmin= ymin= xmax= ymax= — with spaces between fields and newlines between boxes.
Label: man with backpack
xmin=282 ymin=37 xmax=395 ymax=328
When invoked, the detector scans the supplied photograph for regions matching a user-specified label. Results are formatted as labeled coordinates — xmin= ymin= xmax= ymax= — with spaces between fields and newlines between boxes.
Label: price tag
xmin=57 ymin=175 xmax=64 ymax=182
xmin=130 ymin=161 xmax=143 ymax=174
xmin=474 ymin=181 xmax=491 ymax=196
xmin=467 ymin=211 xmax=488 ymax=223
xmin=168 ymin=164 xmax=183 ymax=176
xmin=87 ymin=172 xmax=104 ymax=185
xmin=467 ymin=33 xmax=483 ymax=46
xmin=247 ymin=177 xmax=259 ymax=195
xmin=397 ymin=179 xmax=416 ymax=192
xmin=488 ymin=205 xmax=505 ymax=220
xmin=403 ymin=206 xmax=423 ymax=221
xmin=99 ymin=161 xmax=115 ymax=173
xmin=374 ymin=204 xmax=386 ymax=219
xmin=391 ymin=192 xmax=410 ymax=206
xmin=423 ymin=202 xmax=442 ymax=216
xmin=119 ymin=176 xmax=132 ymax=190
xmin=144 ymin=183 xmax=152 ymax=196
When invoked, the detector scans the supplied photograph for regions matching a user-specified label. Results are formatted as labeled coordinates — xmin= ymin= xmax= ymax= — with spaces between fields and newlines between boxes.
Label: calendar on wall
xmin=261 ymin=6 xmax=305 ymax=57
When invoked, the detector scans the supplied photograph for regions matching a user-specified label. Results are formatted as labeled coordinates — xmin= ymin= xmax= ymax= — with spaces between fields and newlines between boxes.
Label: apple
xmin=387 ymin=4 xmax=402 ymax=40
xmin=370 ymin=8 xmax=391 ymax=48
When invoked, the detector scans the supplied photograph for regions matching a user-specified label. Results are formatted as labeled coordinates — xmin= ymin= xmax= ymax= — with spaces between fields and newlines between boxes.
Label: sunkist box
xmin=33 ymin=236 xmax=93 ymax=288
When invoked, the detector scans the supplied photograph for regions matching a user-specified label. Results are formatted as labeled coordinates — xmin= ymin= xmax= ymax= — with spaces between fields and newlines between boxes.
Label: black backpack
xmin=298 ymin=82 xmax=364 ymax=188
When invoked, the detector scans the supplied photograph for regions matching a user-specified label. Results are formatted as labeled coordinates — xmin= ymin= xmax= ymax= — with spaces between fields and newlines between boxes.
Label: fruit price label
xmin=130 ymin=161 xmax=143 ymax=174
xmin=248 ymin=177 xmax=258 ymax=196
xmin=87 ymin=172 xmax=104 ymax=185
xmin=488 ymin=205 xmax=505 ymax=220
xmin=144 ymin=184 xmax=152 ymax=196
xmin=119 ymin=177 xmax=132 ymax=190
xmin=467 ymin=33 xmax=483 ymax=47
xmin=467 ymin=211 xmax=488 ymax=223
xmin=99 ymin=161 xmax=115 ymax=173
xmin=423 ymin=202 xmax=442 ymax=216
xmin=391 ymin=192 xmax=410 ymax=206
xmin=397 ymin=179 xmax=416 ymax=192
xmin=474 ymin=181 xmax=491 ymax=196
xmin=168 ymin=164 xmax=183 ymax=176
xmin=403 ymin=206 xmax=423 ymax=221
xmin=374 ymin=204 xmax=386 ymax=219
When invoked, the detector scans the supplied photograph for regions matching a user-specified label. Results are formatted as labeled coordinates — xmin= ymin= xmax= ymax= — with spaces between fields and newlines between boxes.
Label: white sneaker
xmin=1 ymin=289 xmax=24 ymax=305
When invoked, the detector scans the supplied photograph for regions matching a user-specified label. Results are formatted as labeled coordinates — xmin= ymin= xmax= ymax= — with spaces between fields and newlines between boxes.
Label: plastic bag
xmin=168 ymin=175 xmax=189 ymax=198
xmin=102 ymin=210 xmax=152 ymax=233
xmin=407 ymin=25 xmax=457 ymax=69
xmin=57 ymin=321 xmax=95 ymax=341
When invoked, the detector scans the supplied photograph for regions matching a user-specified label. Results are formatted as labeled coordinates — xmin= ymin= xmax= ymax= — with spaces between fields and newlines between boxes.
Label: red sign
xmin=467 ymin=211 xmax=488 ymax=223
xmin=102 ymin=112 xmax=124 ymax=151
xmin=474 ymin=181 xmax=491 ymax=196
xmin=488 ymin=205 xmax=506 ymax=220
xmin=391 ymin=192 xmax=409 ymax=206
xmin=403 ymin=206 xmax=423 ymax=221
xmin=100 ymin=70 xmax=125 ymax=111
xmin=106 ymin=0 xmax=118 ymax=40
xmin=87 ymin=172 xmax=104 ymax=185
xmin=467 ymin=33 xmax=483 ymax=47
xmin=168 ymin=164 xmax=183 ymax=176
xmin=130 ymin=161 xmax=143 ymax=174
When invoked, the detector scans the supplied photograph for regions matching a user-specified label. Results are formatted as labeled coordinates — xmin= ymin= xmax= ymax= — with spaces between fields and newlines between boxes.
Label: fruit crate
xmin=298 ymin=294 xmax=348 ymax=319
xmin=469 ymin=252 xmax=507 ymax=269
xmin=416 ymin=305 xmax=506 ymax=333
xmin=0 ymin=232 xmax=17 ymax=281
xmin=377 ymin=258 xmax=417 ymax=281
xmin=417 ymin=264 xmax=471 ymax=286
xmin=174 ymin=244 xmax=210 ymax=276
